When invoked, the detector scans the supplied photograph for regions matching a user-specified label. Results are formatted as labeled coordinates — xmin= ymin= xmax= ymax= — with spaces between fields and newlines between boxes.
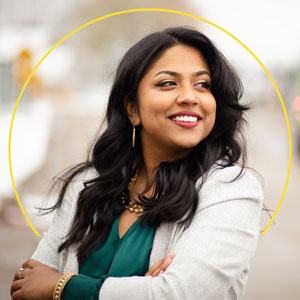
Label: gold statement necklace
xmin=122 ymin=169 xmax=144 ymax=214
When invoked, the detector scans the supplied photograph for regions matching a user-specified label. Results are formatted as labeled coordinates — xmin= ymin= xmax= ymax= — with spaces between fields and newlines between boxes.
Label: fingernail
xmin=159 ymin=270 xmax=164 ymax=274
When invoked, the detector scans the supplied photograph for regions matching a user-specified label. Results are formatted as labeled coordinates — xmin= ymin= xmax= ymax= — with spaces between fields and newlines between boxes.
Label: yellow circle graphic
xmin=8 ymin=8 xmax=292 ymax=237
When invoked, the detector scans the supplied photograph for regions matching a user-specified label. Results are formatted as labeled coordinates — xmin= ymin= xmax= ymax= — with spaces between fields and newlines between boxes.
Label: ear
xmin=125 ymin=96 xmax=141 ymax=126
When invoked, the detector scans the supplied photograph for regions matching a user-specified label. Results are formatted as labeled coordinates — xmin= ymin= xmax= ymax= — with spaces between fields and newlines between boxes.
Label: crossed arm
xmin=10 ymin=254 xmax=174 ymax=300
xmin=10 ymin=169 xmax=175 ymax=300
xmin=10 ymin=166 xmax=264 ymax=300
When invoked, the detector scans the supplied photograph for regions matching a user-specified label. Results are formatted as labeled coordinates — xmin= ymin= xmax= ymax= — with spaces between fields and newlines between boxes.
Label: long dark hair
xmin=45 ymin=26 xmax=249 ymax=264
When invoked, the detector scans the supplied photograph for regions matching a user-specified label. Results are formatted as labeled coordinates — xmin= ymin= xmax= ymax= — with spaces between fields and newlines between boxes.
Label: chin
xmin=176 ymin=141 xmax=200 ymax=151
xmin=184 ymin=137 xmax=203 ymax=147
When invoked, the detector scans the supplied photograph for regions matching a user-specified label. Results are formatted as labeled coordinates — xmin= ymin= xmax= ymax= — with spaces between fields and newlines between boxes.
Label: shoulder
xmin=199 ymin=163 xmax=263 ymax=188
xmin=70 ymin=166 xmax=98 ymax=186
xmin=196 ymin=163 xmax=264 ymax=212
xmin=30 ymin=167 xmax=98 ymax=269
xmin=58 ymin=166 xmax=99 ymax=209
xmin=65 ymin=166 xmax=98 ymax=195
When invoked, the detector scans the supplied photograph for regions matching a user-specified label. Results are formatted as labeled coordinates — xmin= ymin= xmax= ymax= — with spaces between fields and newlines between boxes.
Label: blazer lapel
xmin=149 ymin=221 xmax=177 ymax=268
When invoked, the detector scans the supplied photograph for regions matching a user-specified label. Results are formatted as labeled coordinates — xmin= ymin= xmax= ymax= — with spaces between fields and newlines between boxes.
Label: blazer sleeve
xmin=30 ymin=169 xmax=89 ymax=271
xmin=99 ymin=165 xmax=264 ymax=300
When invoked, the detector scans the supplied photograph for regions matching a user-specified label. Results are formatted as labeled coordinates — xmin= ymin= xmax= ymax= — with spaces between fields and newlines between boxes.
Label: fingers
xmin=13 ymin=269 xmax=23 ymax=281
xmin=10 ymin=278 xmax=23 ymax=297
xmin=152 ymin=256 xmax=173 ymax=276
xmin=161 ymin=256 xmax=173 ymax=271
xmin=21 ymin=267 xmax=31 ymax=278
xmin=145 ymin=252 xmax=175 ymax=277
xmin=11 ymin=288 xmax=22 ymax=300
xmin=159 ymin=253 xmax=175 ymax=273
xmin=13 ymin=270 xmax=19 ymax=281
xmin=11 ymin=259 xmax=37 ymax=282
xmin=22 ymin=259 xmax=42 ymax=269
xmin=11 ymin=265 xmax=33 ymax=296
xmin=10 ymin=260 xmax=39 ymax=298
xmin=11 ymin=279 xmax=23 ymax=292
xmin=11 ymin=271 xmax=19 ymax=296
xmin=144 ymin=256 xmax=167 ymax=276
xmin=13 ymin=267 xmax=31 ymax=281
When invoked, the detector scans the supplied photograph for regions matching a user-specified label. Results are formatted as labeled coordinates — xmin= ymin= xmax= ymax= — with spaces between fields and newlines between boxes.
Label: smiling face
xmin=127 ymin=44 xmax=217 ymax=163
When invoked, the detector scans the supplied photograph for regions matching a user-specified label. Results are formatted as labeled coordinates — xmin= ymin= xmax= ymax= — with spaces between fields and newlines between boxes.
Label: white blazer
xmin=31 ymin=163 xmax=263 ymax=300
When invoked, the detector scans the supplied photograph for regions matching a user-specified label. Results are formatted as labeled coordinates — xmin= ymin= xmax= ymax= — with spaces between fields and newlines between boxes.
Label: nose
xmin=176 ymin=85 xmax=198 ymax=105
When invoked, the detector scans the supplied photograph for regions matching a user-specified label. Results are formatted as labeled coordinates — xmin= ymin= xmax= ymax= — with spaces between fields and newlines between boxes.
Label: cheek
xmin=209 ymin=113 xmax=216 ymax=131
xmin=204 ymin=97 xmax=217 ymax=118
xmin=139 ymin=95 xmax=170 ymax=123
xmin=204 ymin=98 xmax=217 ymax=130
xmin=210 ymin=102 xmax=217 ymax=121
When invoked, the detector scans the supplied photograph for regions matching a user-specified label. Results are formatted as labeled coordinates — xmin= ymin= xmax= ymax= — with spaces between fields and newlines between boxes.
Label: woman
xmin=10 ymin=26 xmax=263 ymax=300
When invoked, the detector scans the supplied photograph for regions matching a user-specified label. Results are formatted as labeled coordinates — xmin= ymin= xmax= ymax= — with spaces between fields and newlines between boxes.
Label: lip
xmin=168 ymin=111 xmax=202 ymax=128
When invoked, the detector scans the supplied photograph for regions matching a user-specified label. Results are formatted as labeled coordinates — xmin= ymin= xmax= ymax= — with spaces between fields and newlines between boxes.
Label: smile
xmin=172 ymin=116 xmax=198 ymax=122
xmin=169 ymin=111 xmax=202 ymax=128
xmin=170 ymin=117 xmax=200 ymax=128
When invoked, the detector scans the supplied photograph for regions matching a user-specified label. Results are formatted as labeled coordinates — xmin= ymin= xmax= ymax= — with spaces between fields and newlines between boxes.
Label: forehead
xmin=147 ymin=44 xmax=209 ymax=73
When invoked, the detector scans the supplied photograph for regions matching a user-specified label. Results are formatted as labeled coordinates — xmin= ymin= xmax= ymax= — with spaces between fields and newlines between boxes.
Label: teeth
xmin=172 ymin=116 xmax=198 ymax=122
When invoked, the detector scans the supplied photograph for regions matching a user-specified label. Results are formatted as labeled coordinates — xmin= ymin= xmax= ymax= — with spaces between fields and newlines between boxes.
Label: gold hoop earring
xmin=132 ymin=124 xmax=135 ymax=148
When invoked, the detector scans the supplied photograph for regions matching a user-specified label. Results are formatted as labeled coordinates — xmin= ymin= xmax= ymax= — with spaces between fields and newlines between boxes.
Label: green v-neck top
xmin=62 ymin=210 xmax=156 ymax=300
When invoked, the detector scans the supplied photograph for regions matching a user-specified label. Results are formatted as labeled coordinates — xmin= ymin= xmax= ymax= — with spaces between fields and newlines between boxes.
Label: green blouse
xmin=62 ymin=210 xmax=156 ymax=300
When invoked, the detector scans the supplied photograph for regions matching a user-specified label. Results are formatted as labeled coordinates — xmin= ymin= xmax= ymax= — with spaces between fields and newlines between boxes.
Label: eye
xmin=155 ymin=81 xmax=176 ymax=87
xmin=196 ymin=82 xmax=211 ymax=89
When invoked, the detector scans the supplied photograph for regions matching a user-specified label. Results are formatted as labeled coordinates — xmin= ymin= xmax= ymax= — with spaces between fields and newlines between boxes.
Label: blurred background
xmin=0 ymin=0 xmax=299 ymax=299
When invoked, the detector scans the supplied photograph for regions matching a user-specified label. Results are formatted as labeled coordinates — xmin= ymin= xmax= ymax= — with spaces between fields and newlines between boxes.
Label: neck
xmin=140 ymin=140 xmax=192 ymax=179
xmin=133 ymin=139 xmax=191 ymax=199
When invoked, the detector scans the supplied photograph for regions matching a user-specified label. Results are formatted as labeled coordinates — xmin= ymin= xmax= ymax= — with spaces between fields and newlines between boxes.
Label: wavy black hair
xmin=46 ymin=26 xmax=249 ymax=264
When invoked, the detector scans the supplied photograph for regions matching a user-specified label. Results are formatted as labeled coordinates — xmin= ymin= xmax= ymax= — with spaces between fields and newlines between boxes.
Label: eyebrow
xmin=153 ymin=70 xmax=211 ymax=78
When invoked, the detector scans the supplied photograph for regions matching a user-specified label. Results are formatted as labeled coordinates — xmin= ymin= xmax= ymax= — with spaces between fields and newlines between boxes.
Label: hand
xmin=10 ymin=259 xmax=63 ymax=300
xmin=144 ymin=252 xmax=175 ymax=277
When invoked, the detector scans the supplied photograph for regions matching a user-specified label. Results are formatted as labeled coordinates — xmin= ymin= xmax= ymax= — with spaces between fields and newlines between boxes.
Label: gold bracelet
xmin=53 ymin=272 xmax=77 ymax=300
